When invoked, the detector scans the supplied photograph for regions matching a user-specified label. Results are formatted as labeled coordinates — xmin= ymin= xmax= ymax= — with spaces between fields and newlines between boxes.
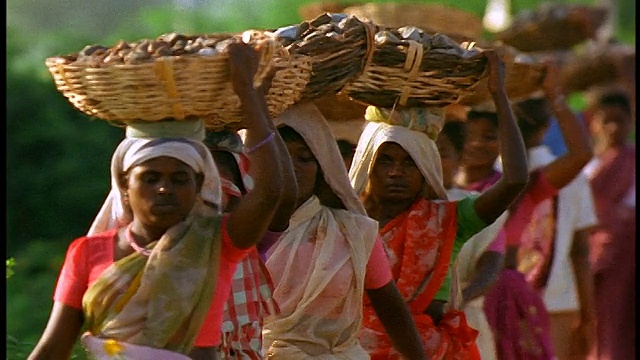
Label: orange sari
xmin=359 ymin=198 xmax=480 ymax=359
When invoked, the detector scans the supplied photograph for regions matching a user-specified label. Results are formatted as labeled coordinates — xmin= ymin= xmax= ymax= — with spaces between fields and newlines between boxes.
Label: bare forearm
xmin=550 ymin=97 xmax=593 ymax=166
xmin=366 ymin=282 xmax=427 ymax=360
xmin=228 ymin=91 xmax=284 ymax=248
xmin=493 ymin=89 xmax=529 ymax=186
xmin=267 ymin=126 xmax=298 ymax=232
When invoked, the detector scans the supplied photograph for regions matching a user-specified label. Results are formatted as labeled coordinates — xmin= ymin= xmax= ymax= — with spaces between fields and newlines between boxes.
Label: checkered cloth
xmin=220 ymin=250 xmax=278 ymax=359
xmin=205 ymin=130 xmax=279 ymax=359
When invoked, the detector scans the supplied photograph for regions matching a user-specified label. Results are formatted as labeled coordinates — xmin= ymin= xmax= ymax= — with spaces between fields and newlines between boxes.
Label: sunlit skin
xmin=283 ymin=139 xmax=319 ymax=209
xmin=461 ymin=118 xmax=500 ymax=170
xmin=369 ymin=142 xmax=426 ymax=203
xmin=122 ymin=156 xmax=203 ymax=244
xmin=589 ymin=105 xmax=633 ymax=154
xmin=363 ymin=142 xmax=435 ymax=229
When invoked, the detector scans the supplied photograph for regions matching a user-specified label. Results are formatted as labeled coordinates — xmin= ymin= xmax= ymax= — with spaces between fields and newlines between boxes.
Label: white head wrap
xmin=87 ymin=121 xmax=222 ymax=236
xmin=349 ymin=108 xmax=448 ymax=200
xmin=273 ymin=102 xmax=366 ymax=215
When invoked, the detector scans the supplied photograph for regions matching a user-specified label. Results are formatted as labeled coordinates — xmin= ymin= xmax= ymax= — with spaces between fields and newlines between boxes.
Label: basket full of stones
xmin=45 ymin=31 xmax=313 ymax=131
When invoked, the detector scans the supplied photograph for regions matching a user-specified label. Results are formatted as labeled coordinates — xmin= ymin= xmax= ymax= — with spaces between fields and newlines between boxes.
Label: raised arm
xmin=473 ymin=49 xmax=529 ymax=224
xmin=225 ymin=42 xmax=292 ymax=248
xmin=266 ymin=126 xmax=298 ymax=232
xmin=538 ymin=60 xmax=593 ymax=189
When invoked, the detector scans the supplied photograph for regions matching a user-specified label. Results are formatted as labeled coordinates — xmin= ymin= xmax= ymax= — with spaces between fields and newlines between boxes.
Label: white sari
xmin=262 ymin=103 xmax=379 ymax=359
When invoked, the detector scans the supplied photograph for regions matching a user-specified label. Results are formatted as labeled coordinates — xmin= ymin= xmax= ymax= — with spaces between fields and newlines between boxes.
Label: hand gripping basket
xmin=457 ymin=44 xmax=546 ymax=106
xmin=45 ymin=31 xmax=312 ymax=131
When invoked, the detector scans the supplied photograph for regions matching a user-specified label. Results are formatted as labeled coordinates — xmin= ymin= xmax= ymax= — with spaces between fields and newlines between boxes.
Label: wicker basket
xmin=45 ymin=31 xmax=312 ymax=131
xmin=495 ymin=4 xmax=608 ymax=52
xmin=457 ymin=44 xmax=546 ymax=106
xmin=342 ymin=28 xmax=488 ymax=108
xmin=559 ymin=44 xmax=635 ymax=93
xmin=275 ymin=13 xmax=377 ymax=102
xmin=342 ymin=2 xmax=483 ymax=42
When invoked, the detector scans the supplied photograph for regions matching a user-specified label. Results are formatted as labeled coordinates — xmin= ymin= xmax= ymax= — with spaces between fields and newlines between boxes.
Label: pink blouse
xmin=504 ymin=171 xmax=559 ymax=246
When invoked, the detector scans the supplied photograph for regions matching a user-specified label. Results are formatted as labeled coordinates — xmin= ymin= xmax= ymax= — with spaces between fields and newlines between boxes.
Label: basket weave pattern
xmin=45 ymin=33 xmax=312 ymax=130
xmin=277 ymin=13 xmax=376 ymax=101
xmin=342 ymin=29 xmax=488 ymax=108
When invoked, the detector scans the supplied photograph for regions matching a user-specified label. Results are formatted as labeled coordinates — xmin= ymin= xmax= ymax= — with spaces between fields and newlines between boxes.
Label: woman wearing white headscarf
xmin=348 ymin=50 xmax=529 ymax=359
xmin=261 ymin=102 xmax=426 ymax=359
xmin=28 ymin=42 xmax=292 ymax=360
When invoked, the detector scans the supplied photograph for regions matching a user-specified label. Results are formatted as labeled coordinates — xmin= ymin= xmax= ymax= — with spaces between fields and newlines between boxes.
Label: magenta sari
xmin=481 ymin=171 xmax=557 ymax=360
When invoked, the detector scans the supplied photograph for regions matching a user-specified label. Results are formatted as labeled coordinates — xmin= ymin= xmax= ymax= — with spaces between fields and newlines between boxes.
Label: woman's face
xmin=589 ymin=105 xmax=632 ymax=146
xmin=436 ymin=134 xmax=461 ymax=189
xmin=124 ymin=156 xmax=200 ymax=230
xmin=284 ymin=139 xmax=319 ymax=207
xmin=462 ymin=118 xmax=500 ymax=168
xmin=368 ymin=142 xmax=425 ymax=203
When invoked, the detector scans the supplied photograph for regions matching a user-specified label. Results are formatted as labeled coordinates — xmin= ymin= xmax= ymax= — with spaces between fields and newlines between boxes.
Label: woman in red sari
xmin=583 ymin=89 xmax=636 ymax=360
xmin=349 ymin=50 xmax=529 ymax=359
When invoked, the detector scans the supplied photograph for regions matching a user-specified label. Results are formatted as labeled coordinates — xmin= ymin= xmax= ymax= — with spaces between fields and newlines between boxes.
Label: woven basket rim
xmin=46 ymin=45 xmax=313 ymax=130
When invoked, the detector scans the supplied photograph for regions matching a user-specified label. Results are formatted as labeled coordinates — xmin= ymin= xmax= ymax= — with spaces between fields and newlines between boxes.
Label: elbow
xmin=504 ymin=172 xmax=529 ymax=194
xmin=502 ymin=161 xmax=530 ymax=190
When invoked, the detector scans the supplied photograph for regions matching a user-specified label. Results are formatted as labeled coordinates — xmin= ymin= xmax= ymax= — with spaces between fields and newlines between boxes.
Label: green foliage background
xmin=6 ymin=0 xmax=634 ymax=358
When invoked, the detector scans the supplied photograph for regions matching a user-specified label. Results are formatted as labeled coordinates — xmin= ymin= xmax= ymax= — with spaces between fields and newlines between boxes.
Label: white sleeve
xmin=573 ymin=173 xmax=599 ymax=230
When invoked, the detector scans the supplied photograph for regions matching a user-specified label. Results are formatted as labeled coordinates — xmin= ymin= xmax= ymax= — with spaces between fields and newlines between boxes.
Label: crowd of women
xmin=27 ymin=40 xmax=634 ymax=360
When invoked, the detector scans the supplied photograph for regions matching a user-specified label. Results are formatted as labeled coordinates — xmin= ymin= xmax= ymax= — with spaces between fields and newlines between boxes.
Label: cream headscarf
xmin=349 ymin=106 xmax=448 ymax=200
xmin=272 ymin=102 xmax=366 ymax=215
xmin=263 ymin=103 xmax=378 ymax=358
xmin=87 ymin=120 xmax=222 ymax=236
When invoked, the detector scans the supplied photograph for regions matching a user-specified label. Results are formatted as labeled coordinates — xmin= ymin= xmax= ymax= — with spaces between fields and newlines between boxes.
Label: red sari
xmin=359 ymin=198 xmax=480 ymax=359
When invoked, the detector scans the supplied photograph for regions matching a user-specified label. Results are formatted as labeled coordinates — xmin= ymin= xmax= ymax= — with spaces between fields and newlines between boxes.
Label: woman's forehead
xmin=377 ymin=141 xmax=410 ymax=156
xmin=132 ymin=156 xmax=194 ymax=171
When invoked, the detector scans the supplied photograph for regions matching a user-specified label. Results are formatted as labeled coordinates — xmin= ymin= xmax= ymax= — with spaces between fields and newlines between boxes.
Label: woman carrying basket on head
xmin=28 ymin=42 xmax=293 ymax=360
xmin=348 ymin=49 xmax=530 ymax=359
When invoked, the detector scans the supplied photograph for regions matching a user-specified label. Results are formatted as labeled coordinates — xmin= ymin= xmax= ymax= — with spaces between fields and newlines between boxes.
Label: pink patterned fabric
xmin=483 ymin=171 xmax=559 ymax=360
xmin=483 ymin=269 xmax=555 ymax=360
